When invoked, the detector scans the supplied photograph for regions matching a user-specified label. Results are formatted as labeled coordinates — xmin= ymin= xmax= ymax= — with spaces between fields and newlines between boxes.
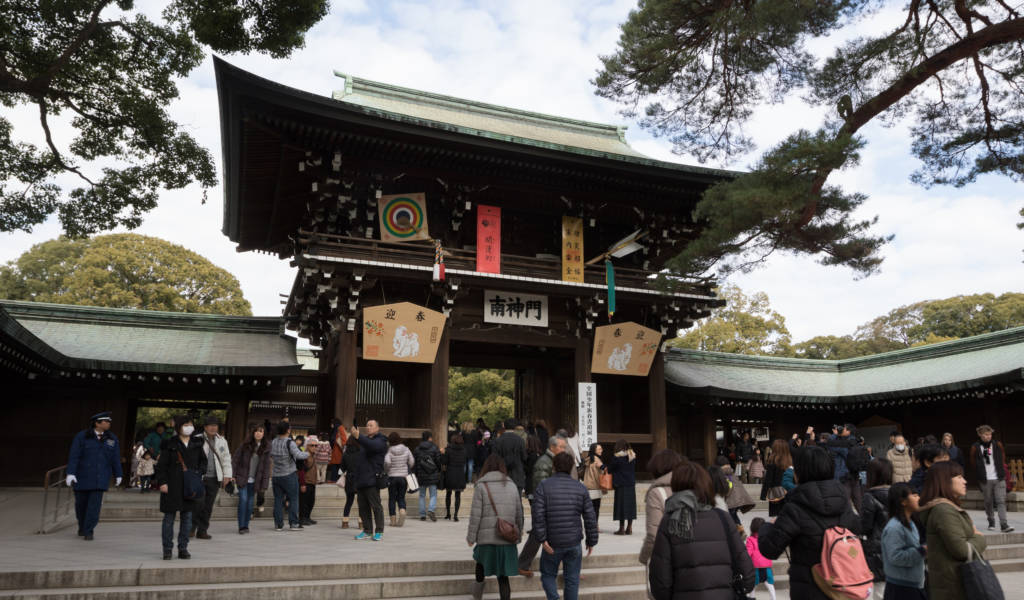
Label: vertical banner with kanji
xmin=578 ymin=382 xmax=597 ymax=449
xmin=561 ymin=216 xmax=584 ymax=282
xmin=476 ymin=204 xmax=501 ymax=273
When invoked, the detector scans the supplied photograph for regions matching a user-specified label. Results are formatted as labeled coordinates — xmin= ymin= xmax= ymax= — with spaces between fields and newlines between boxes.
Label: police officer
xmin=66 ymin=411 xmax=123 ymax=540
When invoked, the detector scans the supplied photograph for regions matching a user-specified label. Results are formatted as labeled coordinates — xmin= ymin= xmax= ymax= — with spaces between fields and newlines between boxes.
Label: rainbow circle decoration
xmin=379 ymin=193 xmax=430 ymax=242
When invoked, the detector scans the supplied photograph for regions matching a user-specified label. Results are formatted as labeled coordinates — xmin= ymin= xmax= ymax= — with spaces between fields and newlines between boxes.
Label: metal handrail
xmin=38 ymin=464 xmax=74 ymax=534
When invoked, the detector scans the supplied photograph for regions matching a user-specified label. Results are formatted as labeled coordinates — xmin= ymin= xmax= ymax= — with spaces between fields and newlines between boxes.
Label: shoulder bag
xmin=176 ymin=449 xmax=205 ymax=501
xmin=960 ymin=541 xmax=1005 ymax=600
xmin=482 ymin=481 xmax=519 ymax=543
xmin=713 ymin=508 xmax=755 ymax=600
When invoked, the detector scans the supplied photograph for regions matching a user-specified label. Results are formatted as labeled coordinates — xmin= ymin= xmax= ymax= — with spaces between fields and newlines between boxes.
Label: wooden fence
xmin=1007 ymin=459 xmax=1024 ymax=491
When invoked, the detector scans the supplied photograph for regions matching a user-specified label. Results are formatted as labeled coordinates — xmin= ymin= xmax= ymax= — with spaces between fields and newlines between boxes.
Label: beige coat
xmin=639 ymin=472 xmax=673 ymax=564
xmin=887 ymin=447 xmax=914 ymax=483
xmin=466 ymin=471 xmax=524 ymax=546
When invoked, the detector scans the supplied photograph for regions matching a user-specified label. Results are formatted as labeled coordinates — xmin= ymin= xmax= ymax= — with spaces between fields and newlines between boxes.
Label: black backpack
xmin=846 ymin=445 xmax=871 ymax=473
xmin=419 ymin=451 xmax=439 ymax=474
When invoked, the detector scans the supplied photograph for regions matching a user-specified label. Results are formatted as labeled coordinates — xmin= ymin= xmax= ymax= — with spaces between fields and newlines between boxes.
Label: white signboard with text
xmin=578 ymin=382 xmax=597 ymax=449
xmin=483 ymin=290 xmax=549 ymax=327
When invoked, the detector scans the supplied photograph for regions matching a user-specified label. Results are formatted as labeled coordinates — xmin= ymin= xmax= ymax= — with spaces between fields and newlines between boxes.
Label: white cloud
xmin=1 ymin=0 xmax=1021 ymax=344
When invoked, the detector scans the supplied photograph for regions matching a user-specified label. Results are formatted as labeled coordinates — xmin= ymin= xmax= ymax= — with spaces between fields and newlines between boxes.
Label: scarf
xmin=663 ymin=489 xmax=711 ymax=542
xmin=614 ymin=448 xmax=636 ymax=461
xmin=980 ymin=440 xmax=993 ymax=464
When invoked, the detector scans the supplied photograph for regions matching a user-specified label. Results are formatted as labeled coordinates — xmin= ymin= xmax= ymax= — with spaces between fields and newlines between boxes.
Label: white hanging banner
xmin=578 ymin=382 xmax=597 ymax=449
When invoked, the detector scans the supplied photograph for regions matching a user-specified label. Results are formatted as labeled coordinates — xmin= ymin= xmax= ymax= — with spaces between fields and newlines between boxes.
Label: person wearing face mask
xmin=969 ymin=424 xmax=1013 ymax=533
xmin=66 ymin=411 xmax=123 ymax=541
xmin=918 ymin=461 xmax=991 ymax=600
xmin=886 ymin=434 xmax=913 ymax=484
xmin=154 ymin=414 xmax=207 ymax=560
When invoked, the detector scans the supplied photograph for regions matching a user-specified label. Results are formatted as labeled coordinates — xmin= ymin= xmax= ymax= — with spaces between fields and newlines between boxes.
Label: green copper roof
xmin=331 ymin=71 xmax=740 ymax=178
xmin=0 ymin=300 xmax=301 ymax=375
xmin=665 ymin=326 xmax=1024 ymax=402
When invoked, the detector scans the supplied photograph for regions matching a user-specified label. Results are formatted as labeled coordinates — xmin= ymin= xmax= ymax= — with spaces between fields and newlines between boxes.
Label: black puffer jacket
xmin=758 ymin=479 xmax=860 ymax=600
xmin=649 ymin=506 xmax=755 ymax=600
xmin=860 ymin=486 xmax=889 ymax=581
xmin=414 ymin=441 xmax=443 ymax=486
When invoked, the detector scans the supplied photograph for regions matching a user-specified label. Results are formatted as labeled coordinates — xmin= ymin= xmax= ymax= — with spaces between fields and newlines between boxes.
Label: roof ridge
xmin=0 ymin=300 xmax=283 ymax=333
xmin=665 ymin=324 xmax=1024 ymax=369
xmin=333 ymin=70 xmax=628 ymax=137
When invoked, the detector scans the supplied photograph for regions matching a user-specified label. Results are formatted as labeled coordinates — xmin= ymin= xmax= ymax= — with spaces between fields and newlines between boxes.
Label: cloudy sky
xmin=1 ymin=0 xmax=1020 ymax=342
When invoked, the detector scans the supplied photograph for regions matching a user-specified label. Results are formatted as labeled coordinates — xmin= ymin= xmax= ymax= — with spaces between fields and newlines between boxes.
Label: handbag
xmin=960 ymin=541 xmax=1005 ymax=600
xmin=482 ymin=482 xmax=519 ymax=543
xmin=335 ymin=473 xmax=346 ymax=489
xmin=599 ymin=471 xmax=613 ymax=491
xmin=176 ymin=450 xmax=205 ymax=502
xmin=406 ymin=473 xmax=419 ymax=493
xmin=714 ymin=508 xmax=755 ymax=600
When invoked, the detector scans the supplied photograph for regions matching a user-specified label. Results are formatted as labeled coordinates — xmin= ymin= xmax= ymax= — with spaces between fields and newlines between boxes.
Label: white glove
xmin=66 ymin=475 xmax=77 ymax=487
xmin=115 ymin=477 xmax=122 ymax=486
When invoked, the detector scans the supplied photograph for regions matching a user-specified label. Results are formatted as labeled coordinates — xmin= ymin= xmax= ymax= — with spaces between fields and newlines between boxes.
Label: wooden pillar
xmin=702 ymin=406 xmax=717 ymax=465
xmin=428 ymin=325 xmax=451 ymax=445
xmin=334 ymin=329 xmax=358 ymax=428
xmin=649 ymin=350 xmax=667 ymax=452
xmin=228 ymin=395 xmax=248 ymax=449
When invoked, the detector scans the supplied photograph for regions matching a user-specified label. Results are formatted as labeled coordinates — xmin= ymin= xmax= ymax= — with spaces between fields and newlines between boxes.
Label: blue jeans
xmin=272 ymin=473 xmax=300 ymax=528
xmin=237 ymin=482 xmax=256 ymax=529
xmin=161 ymin=511 xmax=191 ymax=552
xmin=466 ymin=457 xmax=474 ymax=481
xmin=418 ymin=484 xmax=437 ymax=516
xmin=540 ymin=544 xmax=582 ymax=600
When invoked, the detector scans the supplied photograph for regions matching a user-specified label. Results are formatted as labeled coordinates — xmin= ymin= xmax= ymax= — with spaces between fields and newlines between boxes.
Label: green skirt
xmin=473 ymin=544 xmax=518 ymax=577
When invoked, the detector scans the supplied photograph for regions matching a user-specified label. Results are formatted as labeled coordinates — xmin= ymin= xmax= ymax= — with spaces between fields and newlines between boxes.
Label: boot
xmin=341 ymin=518 xmax=349 ymax=529
xmin=398 ymin=508 xmax=406 ymax=527
xmin=390 ymin=515 xmax=397 ymax=527
xmin=614 ymin=522 xmax=625 ymax=535
xmin=625 ymin=521 xmax=633 ymax=535
xmin=471 ymin=580 xmax=484 ymax=600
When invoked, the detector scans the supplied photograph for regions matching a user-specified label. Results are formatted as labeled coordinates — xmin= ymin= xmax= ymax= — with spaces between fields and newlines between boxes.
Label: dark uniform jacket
xmin=67 ymin=429 xmax=123 ymax=491
xmin=758 ymin=479 xmax=860 ymax=600
xmin=648 ymin=506 xmax=755 ymax=600
xmin=154 ymin=436 xmax=207 ymax=514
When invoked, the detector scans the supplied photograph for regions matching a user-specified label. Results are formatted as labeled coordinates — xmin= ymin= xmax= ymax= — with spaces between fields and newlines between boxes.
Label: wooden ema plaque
xmin=590 ymin=322 xmax=662 ymax=376
xmin=362 ymin=302 xmax=447 ymax=364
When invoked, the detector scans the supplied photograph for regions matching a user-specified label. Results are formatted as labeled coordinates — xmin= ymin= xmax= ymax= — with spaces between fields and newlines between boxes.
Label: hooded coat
xmin=757 ymin=479 xmax=861 ymax=600
xmin=917 ymin=498 xmax=988 ymax=600
xmin=154 ymin=436 xmax=207 ymax=514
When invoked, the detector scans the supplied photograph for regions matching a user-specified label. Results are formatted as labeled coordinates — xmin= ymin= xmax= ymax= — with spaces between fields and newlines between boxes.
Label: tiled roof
xmin=0 ymin=300 xmax=301 ymax=375
xmin=331 ymin=71 xmax=739 ymax=178
xmin=665 ymin=326 xmax=1024 ymax=402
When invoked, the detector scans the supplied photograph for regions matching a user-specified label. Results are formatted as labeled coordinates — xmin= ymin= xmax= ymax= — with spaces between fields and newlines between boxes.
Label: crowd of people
xmin=67 ymin=412 xmax=1013 ymax=600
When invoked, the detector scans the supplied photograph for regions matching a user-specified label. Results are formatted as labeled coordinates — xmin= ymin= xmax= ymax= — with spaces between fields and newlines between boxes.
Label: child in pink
xmin=745 ymin=517 xmax=776 ymax=600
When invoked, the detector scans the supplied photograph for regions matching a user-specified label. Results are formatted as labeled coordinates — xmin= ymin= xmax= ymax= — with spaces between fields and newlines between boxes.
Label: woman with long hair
xmin=862 ymin=458 xmax=894 ymax=598
xmin=443 ymin=433 xmax=468 ymax=521
xmin=648 ymin=462 xmax=754 ymax=599
xmin=231 ymin=424 xmax=271 ymax=534
xmin=607 ymin=438 xmax=637 ymax=535
xmin=640 ymin=450 xmax=687 ymax=567
xmin=466 ymin=454 xmax=523 ymax=600
xmin=384 ymin=431 xmax=414 ymax=527
xmin=759 ymin=439 xmax=793 ymax=517
xmin=918 ymin=461 xmax=988 ymax=600
xmin=339 ymin=433 xmax=364 ymax=529
xmin=582 ymin=442 xmax=607 ymax=518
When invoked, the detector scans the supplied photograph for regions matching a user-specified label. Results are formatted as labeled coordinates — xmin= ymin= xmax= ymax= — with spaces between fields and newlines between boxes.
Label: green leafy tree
xmin=448 ymin=368 xmax=515 ymax=425
xmin=0 ymin=0 xmax=328 ymax=236
xmin=668 ymin=285 xmax=792 ymax=355
xmin=790 ymin=334 xmax=903 ymax=360
xmin=596 ymin=1 xmax=1024 ymax=279
xmin=0 ymin=233 xmax=252 ymax=314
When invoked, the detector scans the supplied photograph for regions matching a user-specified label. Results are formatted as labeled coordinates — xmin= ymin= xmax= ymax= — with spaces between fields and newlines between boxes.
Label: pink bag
xmin=811 ymin=524 xmax=873 ymax=600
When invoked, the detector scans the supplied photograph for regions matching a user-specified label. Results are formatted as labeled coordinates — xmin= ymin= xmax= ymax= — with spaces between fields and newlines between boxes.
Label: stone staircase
xmin=5 ymin=532 xmax=1024 ymax=599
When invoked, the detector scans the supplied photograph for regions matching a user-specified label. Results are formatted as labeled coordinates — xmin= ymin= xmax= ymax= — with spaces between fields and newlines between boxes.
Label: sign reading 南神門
xmin=578 ymin=382 xmax=597 ymax=449
xmin=590 ymin=322 xmax=663 ymax=376
xmin=483 ymin=291 xmax=548 ymax=327
xmin=362 ymin=302 xmax=447 ymax=364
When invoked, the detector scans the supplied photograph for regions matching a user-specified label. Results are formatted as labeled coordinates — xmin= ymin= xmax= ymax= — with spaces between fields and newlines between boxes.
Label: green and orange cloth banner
xmin=379 ymin=193 xmax=430 ymax=243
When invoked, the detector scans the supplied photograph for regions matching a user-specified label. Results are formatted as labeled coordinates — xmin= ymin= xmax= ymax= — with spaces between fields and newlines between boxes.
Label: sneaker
xmin=355 ymin=531 xmax=370 ymax=540
xmin=420 ymin=516 xmax=426 ymax=521
xmin=1002 ymin=525 xmax=1015 ymax=533
xmin=428 ymin=511 xmax=436 ymax=522
xmin=178 ymin=550 xmax=191 ymax=559
xmin=289 ymin=524 xmax=304 ymax=531
xmin=163 ymin=551 xmax=172 ymax=560
xmin=238 ymin=528 xmax=249 ymax=534
xmin=372 ymin=532 xmax=383 ymax=541
xmin=988 ymin=523 xmax=997 ymax=531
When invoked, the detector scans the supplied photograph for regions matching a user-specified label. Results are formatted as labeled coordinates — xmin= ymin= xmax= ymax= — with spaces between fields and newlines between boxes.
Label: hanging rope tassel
xmin=433 ymin=239 xmax=446 ymax=282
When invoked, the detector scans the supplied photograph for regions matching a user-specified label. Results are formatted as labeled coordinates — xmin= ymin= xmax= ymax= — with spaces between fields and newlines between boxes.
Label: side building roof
xmin=665 ymin=326 xmax=1024 ymax=404
xmin=0 ymin=300 xmax=301 ymax=377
